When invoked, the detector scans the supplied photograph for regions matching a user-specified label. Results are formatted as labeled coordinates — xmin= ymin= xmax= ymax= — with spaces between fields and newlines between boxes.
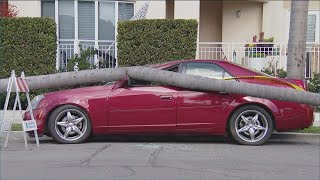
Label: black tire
xmin=48 ymin=105 xmax=92 ymax=144
xmin=229 ymin=105 xmax=273 ymax=145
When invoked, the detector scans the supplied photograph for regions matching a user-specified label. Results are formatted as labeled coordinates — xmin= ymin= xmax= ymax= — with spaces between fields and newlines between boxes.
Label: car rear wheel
xmin=48 ymin=105 xmax=92 ymax=144
xmin=229 ymin=105 xmax=273 ymax=145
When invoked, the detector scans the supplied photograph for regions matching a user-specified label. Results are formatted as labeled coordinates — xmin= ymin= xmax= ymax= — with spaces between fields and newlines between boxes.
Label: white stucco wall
xmin=135 ymin=1 xmax=166 ymax=19
xmin=9 ymin=0 xmax=40 ymax=17
xmin=174 ymin=0 xmax=200 ymax=20
xmin=222 ymin=1 xmax=263 ymax=42
xmin=262 ymin=1 xmax=288 ymax=43
xmin=199 ymin=0 xmax=222 ymax=42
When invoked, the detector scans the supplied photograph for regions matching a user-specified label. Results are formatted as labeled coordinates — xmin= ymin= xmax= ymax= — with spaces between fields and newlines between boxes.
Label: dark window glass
xmin=41 ymin=0 xmax=55 ymax=19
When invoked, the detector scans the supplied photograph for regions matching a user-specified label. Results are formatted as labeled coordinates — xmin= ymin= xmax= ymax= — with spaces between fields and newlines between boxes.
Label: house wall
xmin=222 ymin=1 xmax=263 ymax=42
xmin=174 ymin=0 xmax=200 ymax=20
xmin=9 ymin=0 xmax=40 ymax=17
xmin=199 ymin=0 xmax=222 ymax=42
xmin=262 ymin=1 xmax=288 ymax=42
xmin=284 ymin=1 xmax=320 ymax=10
xmin=135 ymin=1 xmax=166 ymax=19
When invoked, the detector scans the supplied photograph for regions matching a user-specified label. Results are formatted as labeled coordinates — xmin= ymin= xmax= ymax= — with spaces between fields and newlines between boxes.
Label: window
xmin=184 ymin=63 xmax=233 ymax=79
xmin=118 ymin=2 xmax=134 ymax=21
xmin=41 ymin=0 xmax=135 ymax=41
xmin=306 ymin=11 xmax=319 ymax=43
xmin=59 ymin=0 xmax=75 ymax=39
xmin=41 ymin=0 xmax=54 ymax=19
xmin=129 ymin=65 xmax=180 ymax=87
xmin=78 ymin=1 xmax=95 ymax=40
xmin=99 ymin=2 xmax=115 ymax=40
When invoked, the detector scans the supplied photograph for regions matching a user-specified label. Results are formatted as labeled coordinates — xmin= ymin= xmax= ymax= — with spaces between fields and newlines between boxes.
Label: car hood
xmin=44 ymin=85 xmax=114 ymax=97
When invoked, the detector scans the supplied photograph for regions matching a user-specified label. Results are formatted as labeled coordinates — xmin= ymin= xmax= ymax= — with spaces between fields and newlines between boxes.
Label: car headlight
xmin=28 ymin=94 xmax=45 ymax=110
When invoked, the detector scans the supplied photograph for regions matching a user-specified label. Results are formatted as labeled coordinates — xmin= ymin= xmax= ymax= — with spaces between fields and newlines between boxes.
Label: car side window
xmin=129 ymin=64 xmax=181 ymax=87
xmin=184 ymin=62 xmax=233 ymax=79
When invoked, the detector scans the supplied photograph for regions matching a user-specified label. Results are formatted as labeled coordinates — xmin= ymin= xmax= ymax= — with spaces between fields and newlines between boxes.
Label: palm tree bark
xmin=287 ymin=0 xmax=309 ymax=79
xmin=1 ymin=67 xmax=320 ymax=106
xmin=0 ymin=68 xmax=126 ymax=92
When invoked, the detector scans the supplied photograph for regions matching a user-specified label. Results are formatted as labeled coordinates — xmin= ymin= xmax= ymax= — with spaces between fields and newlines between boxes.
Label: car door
xmin=107 ymin=79 xmax=178 ymax=133
xmin=177 ymin=62 xmax=236 ymax=132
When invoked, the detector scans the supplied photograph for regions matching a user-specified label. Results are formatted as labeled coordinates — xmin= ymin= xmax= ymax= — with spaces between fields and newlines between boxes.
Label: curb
xmin=271 ymin=132 xmax=320 ymax=142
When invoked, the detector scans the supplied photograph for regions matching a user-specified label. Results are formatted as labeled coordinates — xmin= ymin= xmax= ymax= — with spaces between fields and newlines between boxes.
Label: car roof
xmin=151 ymin=59 xmax=268 ymax=77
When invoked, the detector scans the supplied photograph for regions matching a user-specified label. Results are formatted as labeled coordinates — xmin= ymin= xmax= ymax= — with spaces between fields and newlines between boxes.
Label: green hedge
xmin=117 ymin=19 xmax=198 ymax=67
xmin=0 ymin=17 xmax=56 ymax=78
xmin=0 ymin=17 xmax=57 ymax=109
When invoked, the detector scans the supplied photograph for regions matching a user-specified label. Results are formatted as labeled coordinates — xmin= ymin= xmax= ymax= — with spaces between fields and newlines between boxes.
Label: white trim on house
xmin=55 ymin=0 xmax=59 ymax=70
xmin=94 ymin=1 xmax=99 ymax=68
xmin=286 ymin=10 xmax=320 ymax=43
xmin=74 ymin=0 xmax=79 ymax=54
xmin=308 ymin=10 xmax=320 ymax=43
xmin=42 ymin=0 xmax=135 ymax=70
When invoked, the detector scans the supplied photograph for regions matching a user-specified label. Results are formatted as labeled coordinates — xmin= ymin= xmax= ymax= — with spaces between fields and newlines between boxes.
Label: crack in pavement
xmin=146 ymin=145 xmax=163 ymax=167
xmin=81 ymin=144 xmax=111 ymax=167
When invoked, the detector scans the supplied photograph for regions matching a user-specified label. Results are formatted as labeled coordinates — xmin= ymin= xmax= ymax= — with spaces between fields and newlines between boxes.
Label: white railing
xmin=57 ymin=40 xmax=116 ymax=71
xmin=197 ymin=42 xmax=320 ymax=78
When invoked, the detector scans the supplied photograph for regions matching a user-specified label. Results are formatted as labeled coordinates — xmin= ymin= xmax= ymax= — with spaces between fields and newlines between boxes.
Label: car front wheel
xmin=48 ymin=105 xmax=92 ymax=144
xmin=229 ymin=105 xmax=273 ymax=145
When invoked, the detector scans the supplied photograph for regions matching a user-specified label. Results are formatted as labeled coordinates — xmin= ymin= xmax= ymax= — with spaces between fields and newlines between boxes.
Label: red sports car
xmin=24 ymin=60 xmax=314 ymax=145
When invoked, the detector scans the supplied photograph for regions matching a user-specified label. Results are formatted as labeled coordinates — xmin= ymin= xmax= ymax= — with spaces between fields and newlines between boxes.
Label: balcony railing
xmin=57 ymin=40 xmax=320 ymax=78
xmin=197 ymin=42 xmax=320 ymax=78
xmin=57 ymin=40 xmax=116 ymax=71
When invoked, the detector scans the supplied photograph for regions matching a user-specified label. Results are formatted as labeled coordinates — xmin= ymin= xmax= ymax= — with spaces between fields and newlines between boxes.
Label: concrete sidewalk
xmin=1 ymin=110 xmax=320 ymax=126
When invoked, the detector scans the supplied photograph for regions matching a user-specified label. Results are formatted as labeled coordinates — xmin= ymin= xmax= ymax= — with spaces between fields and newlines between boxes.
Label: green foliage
xmin=117 ymin=19 xmax=198 ymax=67
xmin=0 ymin=17 xmax=56 ymax=78
xmin=308 ymin=73 xmax=320 ymax=94
xmin=0 ymin=17 xmax=57 ymax=109
xmin=276 ymin=68 xmax=287 ymax=78
xmin=298 ymin=126 xmax=320 ymax=134
xmin=308 ymin=73 xmax=320 ymax=112
xmin=65 ymin=45 xmax=94 ymax=72
xmin=261 ymin=68 xmax=273 ymax=76
xmin=247 ymin=52 xmax=265 ymax=58
xmin=262 ymin=37 xmax=274 ymax=42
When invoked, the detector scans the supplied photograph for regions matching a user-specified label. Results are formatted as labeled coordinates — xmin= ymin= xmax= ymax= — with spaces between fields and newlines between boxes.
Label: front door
xmin=108 ymin=82 xmax=178 ymax=133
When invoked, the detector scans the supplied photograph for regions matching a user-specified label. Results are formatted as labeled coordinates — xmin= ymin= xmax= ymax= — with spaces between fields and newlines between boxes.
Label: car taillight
xmin=281 ymin=79 xmax=307 ymax=90
xmin=291 ymin=79 xmax=307 ymax=90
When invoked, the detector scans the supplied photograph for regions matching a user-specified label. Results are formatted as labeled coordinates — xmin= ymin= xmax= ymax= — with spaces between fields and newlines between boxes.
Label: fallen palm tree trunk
xmin=127 ymin=67 xmax=320 ymax=106
xmin=0 ymin=68 xmax=126 ymax=92
xmin=0 ymin=67 xmax=320 ymax=106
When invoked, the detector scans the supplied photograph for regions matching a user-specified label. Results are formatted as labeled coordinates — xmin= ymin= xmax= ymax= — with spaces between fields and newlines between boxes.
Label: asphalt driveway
xmin=1 ymin=133 xmax=319 ymax=180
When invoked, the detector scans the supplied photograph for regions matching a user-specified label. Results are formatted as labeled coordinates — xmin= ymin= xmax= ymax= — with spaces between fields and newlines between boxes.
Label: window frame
xmin=41 ymin=0 xmax=135 ymax=42
xmin=307 ymin=10 xmax=320 ymax=43
xmin=181 ymin=62 xmax=234 ymax=79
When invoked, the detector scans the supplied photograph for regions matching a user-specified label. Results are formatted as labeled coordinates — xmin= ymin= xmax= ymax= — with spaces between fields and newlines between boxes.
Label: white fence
xmin=57 ymin=40 xmax=116 ymax=71
xmin=197 ymin=42 xmax=320 ymax=78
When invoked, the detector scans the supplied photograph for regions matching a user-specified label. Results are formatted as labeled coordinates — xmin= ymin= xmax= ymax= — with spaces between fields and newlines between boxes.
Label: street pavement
xmin=0 ymin=133 xmax=319 ymax=180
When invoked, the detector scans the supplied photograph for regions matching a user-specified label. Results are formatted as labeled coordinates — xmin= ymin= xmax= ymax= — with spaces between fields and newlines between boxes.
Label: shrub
xmin=308 ymin=73 xmax=320 ymax=112
xmin=64 ymin=45 xmax=94 ymax=72
xmin=308 ymin=73 xmax=320 ymax=94
xmin=0 ymin=17 xmax=57 ymax=109
xmin=117 ymin=19 xmax=198 ymax=67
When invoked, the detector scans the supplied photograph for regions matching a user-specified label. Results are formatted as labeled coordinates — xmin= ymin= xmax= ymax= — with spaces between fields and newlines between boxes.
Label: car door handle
xmin=160 ymin=95 xmax=173 ymax=100
xmin=219 ymin=91 xmax=229 ymax=95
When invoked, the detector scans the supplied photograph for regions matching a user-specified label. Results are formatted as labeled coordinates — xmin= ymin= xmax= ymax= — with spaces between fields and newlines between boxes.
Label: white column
xmin=55 ymin=0 xmax=60 ymax=70
xmin=115 ymin=2 xmax=119 ymax=67
xmin=74 ymin=0 xmax=79 ymax=54
xmin=94 ymin=1 xmax=99 ymax=68
xmin=174 ymin=0 xmax=200 ymax=58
